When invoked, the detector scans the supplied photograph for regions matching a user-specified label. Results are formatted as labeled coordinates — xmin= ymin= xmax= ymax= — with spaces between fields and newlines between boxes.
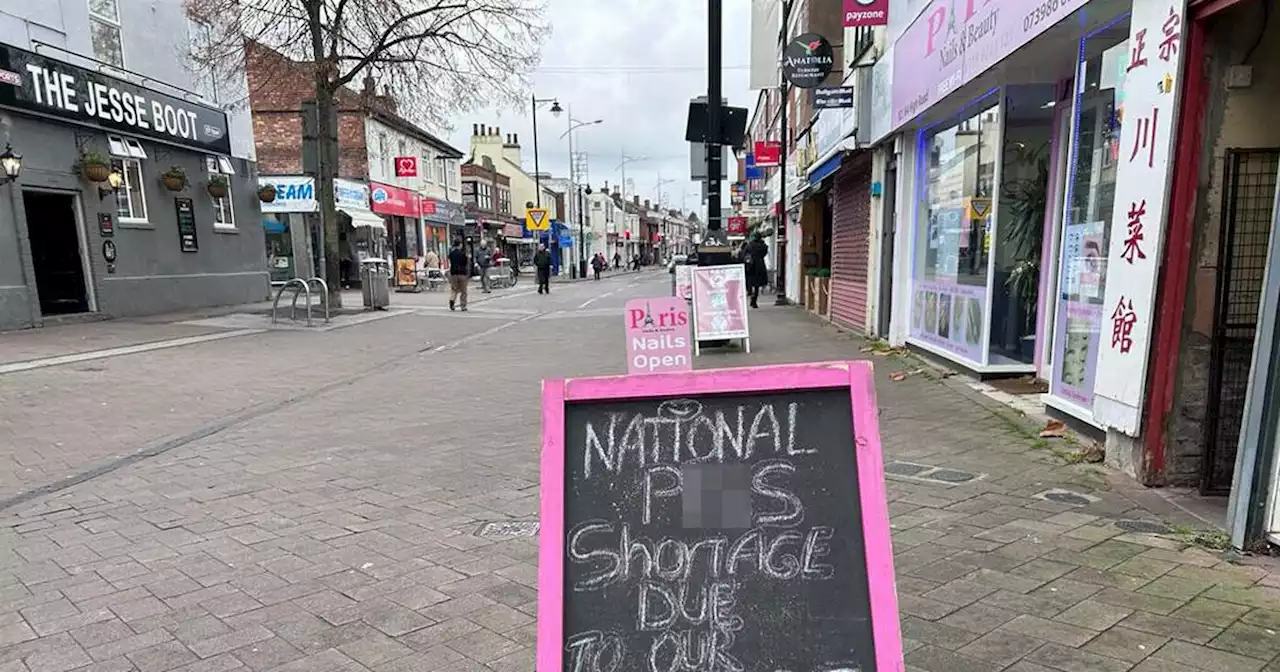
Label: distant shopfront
xmin=260 ymin=176 xmax=320 ymax=284
xmin=420 ymin=196 xmax=462 ymax=258
xmin=335 ymin=178 xmax=384 ymax=287
xmin=370 ymin=181 xmax=420 ymax=261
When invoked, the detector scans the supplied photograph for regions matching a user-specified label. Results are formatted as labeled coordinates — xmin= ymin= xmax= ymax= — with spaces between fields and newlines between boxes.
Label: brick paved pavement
xmin=2 ymin=272 xmax=1280 ymax=671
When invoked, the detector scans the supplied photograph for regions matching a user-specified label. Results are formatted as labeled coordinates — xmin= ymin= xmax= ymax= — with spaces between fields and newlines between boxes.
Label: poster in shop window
xmin=1092 ymin=0 xmax=1188 ymax=435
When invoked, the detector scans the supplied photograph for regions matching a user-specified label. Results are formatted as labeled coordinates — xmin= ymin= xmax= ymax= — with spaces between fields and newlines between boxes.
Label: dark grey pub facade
xmin=0 ymin=43 xmax=267 ymax=331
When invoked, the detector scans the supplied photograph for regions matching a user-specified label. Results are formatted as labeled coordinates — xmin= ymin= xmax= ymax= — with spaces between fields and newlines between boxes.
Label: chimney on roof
xmin=633 ymin=195 xmax=640 ymax=205
xmin=644 ymin=199 xmax=651 ymax=209
xmin=613 ymin=186 xmax=621 ymax=197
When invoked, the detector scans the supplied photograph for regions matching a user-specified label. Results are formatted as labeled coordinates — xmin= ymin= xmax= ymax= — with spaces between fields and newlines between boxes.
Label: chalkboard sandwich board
xmin=539 ymin=361 xmax=903 ymax=672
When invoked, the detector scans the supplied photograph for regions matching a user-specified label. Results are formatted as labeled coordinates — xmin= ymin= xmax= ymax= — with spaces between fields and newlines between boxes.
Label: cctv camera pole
xmin=698 ymin=0 xmax=730 ymax=268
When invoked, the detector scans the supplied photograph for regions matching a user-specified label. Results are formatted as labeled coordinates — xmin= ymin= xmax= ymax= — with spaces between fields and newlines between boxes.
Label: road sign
xmin=525 ymin=207 xmax=549 ymax=231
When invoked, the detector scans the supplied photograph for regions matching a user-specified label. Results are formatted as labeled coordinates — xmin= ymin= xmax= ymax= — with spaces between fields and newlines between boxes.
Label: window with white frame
xmin=112 ymin=158 xmax=146 ymax=221
xmin=88 ymin=0 xmax=124 ymax=67
xmin=206 ymin=156 xmax=236 ymax=228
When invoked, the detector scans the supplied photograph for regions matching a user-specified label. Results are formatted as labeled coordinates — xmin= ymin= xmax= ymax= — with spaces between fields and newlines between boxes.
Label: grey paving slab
xmin=2 ymin=273 xmax=1280 ymax=672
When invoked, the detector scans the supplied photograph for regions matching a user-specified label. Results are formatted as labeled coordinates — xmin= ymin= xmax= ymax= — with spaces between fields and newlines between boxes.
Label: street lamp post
xmin=530 ymin=94 xmax=562 ymax=248
xmin=577 ymin=185 xmax=593 ymax=278
xmin=560 ymin=117 xmax=602 ymax=278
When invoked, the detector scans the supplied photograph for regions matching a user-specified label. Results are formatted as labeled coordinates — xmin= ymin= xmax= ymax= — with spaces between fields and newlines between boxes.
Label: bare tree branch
xmin=186 ymin=0 xmax=547 ymax=132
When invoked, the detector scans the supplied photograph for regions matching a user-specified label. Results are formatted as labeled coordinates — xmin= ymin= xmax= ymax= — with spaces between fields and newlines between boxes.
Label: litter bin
xmin=360 ymin=258 xmax=391 ymax=310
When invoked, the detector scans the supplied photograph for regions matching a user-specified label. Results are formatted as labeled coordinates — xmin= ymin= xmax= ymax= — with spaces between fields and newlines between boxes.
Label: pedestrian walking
xmin=746 ymin=232 xmax=769 ymax=309
xmin=613 ymin=251 xmax=621 ymax=270
xmin=591 ymin=253 xmax=604 ymax=281
xmin=447 ymin=239 xmax=469 ymax=311
xmin=476 ymin=239 xmax=494 ymax=293
xmin=534 ymin=243 xmax=552 ymax=295
xmin=423 ymin=248 xmax=439 ymax=270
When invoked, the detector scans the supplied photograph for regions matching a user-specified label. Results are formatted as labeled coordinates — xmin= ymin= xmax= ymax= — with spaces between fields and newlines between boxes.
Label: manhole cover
xmin=925 ymin=469 xmax=978 ymax=483
xmin=1114 ymin=519 xmax=1173 ymax=534
xmin=885 ymin=462 xmax=930 ymax=476
xmin=476 ymin=521 xmax=539 ymax=539
xmin=1043 ymin=492 xmax=1092 ymax=506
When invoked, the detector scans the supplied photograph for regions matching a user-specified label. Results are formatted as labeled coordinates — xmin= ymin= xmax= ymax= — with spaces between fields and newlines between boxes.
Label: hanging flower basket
xmin=161 ymin=165 xmax=186 ymax=192
xmin=207 ymin=174 xmax=229 ymax=199
xmin=79 ymin=152 xmax=112 ymax=183
xmin=258 ymin=184 xmax=277 ymax=203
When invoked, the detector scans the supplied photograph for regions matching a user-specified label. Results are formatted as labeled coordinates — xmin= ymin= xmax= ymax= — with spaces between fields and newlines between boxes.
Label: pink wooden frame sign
xmin=538 ymin=360 xmax=904 ymax=671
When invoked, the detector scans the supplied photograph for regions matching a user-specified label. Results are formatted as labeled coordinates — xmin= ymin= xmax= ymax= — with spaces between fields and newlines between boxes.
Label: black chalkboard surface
xmin=560 ymin=387 xmax=877 ymax=671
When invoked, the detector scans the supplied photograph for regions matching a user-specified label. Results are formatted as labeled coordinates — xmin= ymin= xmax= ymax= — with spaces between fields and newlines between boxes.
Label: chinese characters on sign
xmin=1122 ymin=200 xmax=1148 ymax=264
xmin=1111 ymin=297 xmax=1137 ymax=353
xmin=1091 ymin=0 xmax=1187 ymax=435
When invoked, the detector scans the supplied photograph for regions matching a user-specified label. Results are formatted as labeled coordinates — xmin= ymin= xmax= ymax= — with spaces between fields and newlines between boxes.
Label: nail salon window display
xmin=909 ymin=102 xmax=1001 ymax=367
xmin=1048 ymin=20 xmax=1132 ymax=421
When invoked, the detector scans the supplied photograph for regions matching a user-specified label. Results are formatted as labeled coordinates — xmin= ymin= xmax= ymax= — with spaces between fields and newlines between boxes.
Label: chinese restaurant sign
xmin=890 ymin=0 xmax=1089 ymax=130
xmin=1093 ymin=0 xmax=1188 ymax=435
xmin=537 ymin=362 xmax=903 ymax=672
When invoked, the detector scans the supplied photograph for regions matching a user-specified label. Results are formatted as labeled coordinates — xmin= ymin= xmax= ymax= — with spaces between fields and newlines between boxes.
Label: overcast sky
xmin=442 ymin=0 xmax=754 ymax=218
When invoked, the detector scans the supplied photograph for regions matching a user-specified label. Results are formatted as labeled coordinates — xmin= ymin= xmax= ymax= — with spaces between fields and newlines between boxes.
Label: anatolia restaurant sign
xmin=0 ymin=44 xmax=232 ymax=155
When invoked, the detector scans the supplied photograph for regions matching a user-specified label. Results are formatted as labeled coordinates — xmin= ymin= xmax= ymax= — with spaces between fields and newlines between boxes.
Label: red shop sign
xmin=394 ymin=156 xmax=418 ymax=177
xmin=754 ymin=141 xmax=781 ymax=167
xmin=844 ymin=0 xmax=888 ymax=28
xmin=370 ymin=182 xmax=420 ymax=217
xmin=727 ymin=216 xmax=748 ymax=236
xmin=418 ymin=196 xmax=437 ymax=215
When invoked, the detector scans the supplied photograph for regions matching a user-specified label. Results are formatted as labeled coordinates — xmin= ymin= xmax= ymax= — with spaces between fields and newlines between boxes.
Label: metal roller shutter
xmin=830 ymin=154 xmax=872 ymax=332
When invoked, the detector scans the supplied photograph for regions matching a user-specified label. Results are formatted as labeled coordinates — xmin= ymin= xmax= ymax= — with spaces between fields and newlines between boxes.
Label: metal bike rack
xmin=303 ymin=277 xmax=330 ymax=324
xmin=271 ymin=277 xmax=330 ymax=327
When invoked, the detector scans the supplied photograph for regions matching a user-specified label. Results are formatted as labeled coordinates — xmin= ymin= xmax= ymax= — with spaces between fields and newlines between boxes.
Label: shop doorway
xmin=879 ymin=156 xmax=898 ymax=336
xmin=1202 ymin=148 xmax=1280 ymax=495
xmin=22 ymin=190 xmax=91 ymax=316
xmin=991 ymin=86 xmax=1057 ymax=366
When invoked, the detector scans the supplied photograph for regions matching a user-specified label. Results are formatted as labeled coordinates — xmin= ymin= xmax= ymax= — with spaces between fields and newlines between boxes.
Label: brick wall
xmin=245 ymin=43 xmax=369 ymax=179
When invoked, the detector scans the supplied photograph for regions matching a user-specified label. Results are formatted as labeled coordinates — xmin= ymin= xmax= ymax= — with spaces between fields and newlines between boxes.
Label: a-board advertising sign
xmin=538 ymin=361 xmax=904 ymax=671
xmin=624 ymin=298 xmax=692 ymax=375
xmin=674 ymin=264 xmax=693 ymax=301
xmin=692 ymin=264 xmax=750 ymax=341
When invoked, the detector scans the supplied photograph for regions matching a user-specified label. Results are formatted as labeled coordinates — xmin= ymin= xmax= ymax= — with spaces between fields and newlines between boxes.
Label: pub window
xmin=111 ymin=158 xmax=146 ymax=222
xmin=211 ymin=175 xmax=235 ymax=228
xmin=205 ymin=155 xmax=235 ymax=175
xmin=107 ymin=135 xmax=146 ymax=160
xmin=206 ymin=155 xmax=235 ymax=228
xmin=88 ymin=0 xmax=124 ymax=67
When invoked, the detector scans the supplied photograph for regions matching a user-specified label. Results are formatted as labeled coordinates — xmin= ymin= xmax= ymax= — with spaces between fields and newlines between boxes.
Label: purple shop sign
xmin=891 ymin=0 xmax=1091 ymax=129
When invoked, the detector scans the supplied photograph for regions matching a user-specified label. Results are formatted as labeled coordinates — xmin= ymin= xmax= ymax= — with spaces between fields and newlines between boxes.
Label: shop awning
xmin=341 ymin=209 xmax=386 ymax=232
xmin=807 ymin=136 xmax=859 ymax=184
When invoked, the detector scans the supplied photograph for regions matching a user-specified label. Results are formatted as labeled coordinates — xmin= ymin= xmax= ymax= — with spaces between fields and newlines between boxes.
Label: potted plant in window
xmin=161 ymin=165 xmax=187 ymax=192
xmin=258 ymin=183 xmax=277 ymax=203
xmin=78 ymin=151 xmax=112 ymax=183
xmin=207 ymin=174 xmax=229 ymax=199
xmin=1002 ymin=142 xmax=1050 ymax=360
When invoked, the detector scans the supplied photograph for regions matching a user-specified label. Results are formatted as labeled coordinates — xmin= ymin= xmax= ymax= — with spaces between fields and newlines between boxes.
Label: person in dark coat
xmin=745 ymin=233 xmax=769 ymax=308
xmin=533 ymin=244 xmax=552 ymax=294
